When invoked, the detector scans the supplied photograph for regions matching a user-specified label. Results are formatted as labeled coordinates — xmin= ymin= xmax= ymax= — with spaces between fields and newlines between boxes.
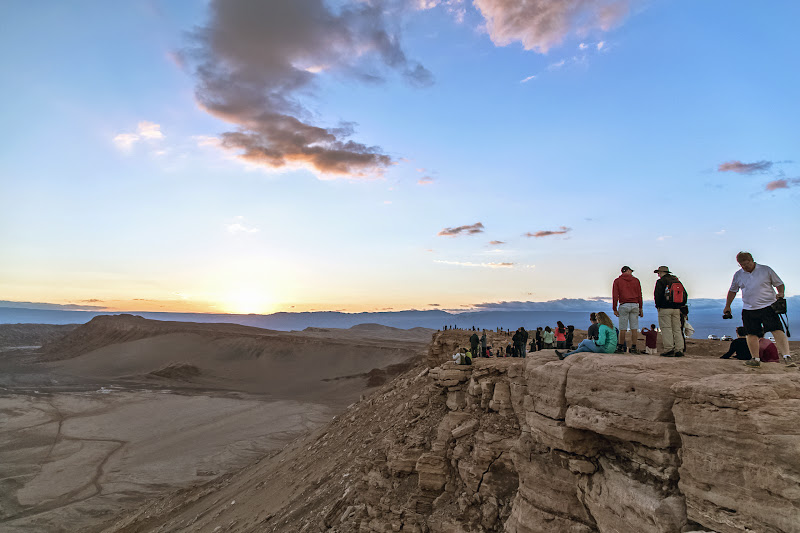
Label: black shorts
xmin=742 ymin=306 xmax=783 ymax=336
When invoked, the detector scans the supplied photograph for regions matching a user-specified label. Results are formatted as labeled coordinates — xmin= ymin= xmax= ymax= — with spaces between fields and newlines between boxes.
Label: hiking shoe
xmin=744 ymin=359 xmax=761 ymax=368
xmin=674 ymin=351 xmax=684 ymax=357
xmin=784 ymin=355 xmax=797 ymax=368
xmin=555 ymin=350 xmax=565 ymax=361
xmin=629 ymin=346 xmax=640 ymax=354
xmin=614 ymin=346 xmax=627 ymax=354
xmin=659 ymin=350 xmax=675 ymax=357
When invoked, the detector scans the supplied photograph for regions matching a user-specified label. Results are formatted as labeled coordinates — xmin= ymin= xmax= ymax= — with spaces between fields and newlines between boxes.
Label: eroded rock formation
xmin=101 ymin=330 xmax=800 ymax=533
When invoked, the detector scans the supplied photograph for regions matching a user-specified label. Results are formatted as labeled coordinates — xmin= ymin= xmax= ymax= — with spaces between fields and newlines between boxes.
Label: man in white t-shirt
xmin=724 ymin=251 xmax=794 ymax=368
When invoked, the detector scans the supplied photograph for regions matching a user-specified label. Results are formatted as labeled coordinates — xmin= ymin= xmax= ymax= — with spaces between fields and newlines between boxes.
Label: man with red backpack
xmin=653 ymin=265 xmax=687 ymax=357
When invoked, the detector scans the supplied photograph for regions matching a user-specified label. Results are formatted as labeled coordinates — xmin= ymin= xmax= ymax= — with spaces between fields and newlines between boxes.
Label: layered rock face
xmin=101 ymin=330 xmax=800 ymax=533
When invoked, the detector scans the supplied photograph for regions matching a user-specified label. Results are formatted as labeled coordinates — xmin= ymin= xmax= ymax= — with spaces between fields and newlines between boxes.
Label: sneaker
xmin=744 ymin=359 xmax=761 ymax=368
xmin=614 ymin=345 xmax=626 ymax=354
xmin=659 ymin=350 xmax=675 ymax=357
xmin=629 ymin=346 xmax=640 ymax=354
xmin=784 ymin=355 xmax=797 ymax=368
xmin=674 ymin=351 xmax=684 ymax=357
xmin=555 ymin=350 xmax=565 ymax=360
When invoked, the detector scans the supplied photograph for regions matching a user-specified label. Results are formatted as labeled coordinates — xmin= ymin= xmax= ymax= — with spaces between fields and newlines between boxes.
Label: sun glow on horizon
xmin=219 ymin=288 xmax=275 ymax=315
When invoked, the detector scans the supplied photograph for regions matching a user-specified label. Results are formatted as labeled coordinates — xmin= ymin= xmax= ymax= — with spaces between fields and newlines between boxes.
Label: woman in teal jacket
xmin=556 ymin=312 xmax=618 ymax=359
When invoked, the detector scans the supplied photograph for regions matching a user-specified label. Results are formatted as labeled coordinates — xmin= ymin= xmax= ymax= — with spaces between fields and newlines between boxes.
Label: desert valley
xmin=1 ymin=316 xmax=798 ymax=533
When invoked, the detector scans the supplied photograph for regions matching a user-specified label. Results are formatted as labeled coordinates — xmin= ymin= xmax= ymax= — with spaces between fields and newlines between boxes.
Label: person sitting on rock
xmin=720 ymin=327 xmax=752 ymax=360
xmin=587 ymin=313 xmax=599 ymax=340
xmin=641 ymin=324 xmax=659 ymax=355
xmin=556 ymin=312 xmax=618 ymax=359
xmin=756 ymin=329 xmax=780 ymax=363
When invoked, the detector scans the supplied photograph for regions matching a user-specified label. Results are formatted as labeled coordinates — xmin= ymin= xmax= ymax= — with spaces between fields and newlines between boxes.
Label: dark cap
xmin=621 ymin=266 xmax=633 ymax=273
xmin=653 ymin=266 xmax=671 ymax=274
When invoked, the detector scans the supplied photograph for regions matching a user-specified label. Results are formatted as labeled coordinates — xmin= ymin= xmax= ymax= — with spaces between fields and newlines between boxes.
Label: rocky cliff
xmin=101 ymin=330 xmax=800 ymax=533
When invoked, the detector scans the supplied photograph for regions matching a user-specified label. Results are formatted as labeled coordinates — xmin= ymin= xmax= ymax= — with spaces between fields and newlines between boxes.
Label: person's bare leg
xmin=773 ymin=330 xmax=790 ymax=356
xmin=745 ymin=334 xmax=760 ymax=360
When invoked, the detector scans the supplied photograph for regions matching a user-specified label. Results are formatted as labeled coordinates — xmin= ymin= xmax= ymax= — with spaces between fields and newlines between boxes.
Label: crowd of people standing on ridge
xmin=450 ymin=252 xmax=794 ymax=368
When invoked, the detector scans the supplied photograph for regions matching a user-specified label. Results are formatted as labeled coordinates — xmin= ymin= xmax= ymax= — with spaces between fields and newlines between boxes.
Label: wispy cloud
xmin=524 ymin=226 xmax=571 ymax=238
xmin=113 ymin=121 xmax=165 ymax=151
xmin=765 ymin=178 xmax=800 ymax=191
xmin=434 ymin=260 xmax=514 ymax=268
xmin=226 ymin=216 xmax=259 ymax=234
xmin=520 ymin=74 xmax=536 ymax=83
xmin=657 ymin=235 xmax=672 ymax=241
xmin=717 ymin=160 xmax=773 ymax=174
xmin=418 ymin=176 xmax=434 ymax=185
xmin=438 ymin=222 xmax=485 ymax=237
xmin=548 ymin=59 xmax=566 ymax=70
xmin=185 ymin=0 xmax=432 ymax=179
xmin=473 ymin=0 xmax=630 ymax=53
xmin=489 ymin=240 xmax=505 ymax=245
xmin=715 ymin=229 xmax=726 ymax=235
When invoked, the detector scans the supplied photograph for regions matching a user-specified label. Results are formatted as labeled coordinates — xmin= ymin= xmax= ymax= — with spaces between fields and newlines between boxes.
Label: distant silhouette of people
xmin=720 ymin=327 xmax=752 ymax=360
xmin=565 ymin=325 xmax=575 ymax=350
xmin=535 ymin=327 xmax=543 ymax=351
xmin=480 ymin=330 xmax=487 ymax=357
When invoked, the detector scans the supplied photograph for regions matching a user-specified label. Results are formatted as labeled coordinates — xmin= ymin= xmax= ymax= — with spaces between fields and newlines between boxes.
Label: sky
xmin=1 ymin=0 xmax=798 ymax=315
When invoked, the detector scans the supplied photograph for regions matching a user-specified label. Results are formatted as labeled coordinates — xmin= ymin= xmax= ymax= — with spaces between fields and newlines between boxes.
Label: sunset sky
xmin=2 ymin=0 xmax=798 ymax=315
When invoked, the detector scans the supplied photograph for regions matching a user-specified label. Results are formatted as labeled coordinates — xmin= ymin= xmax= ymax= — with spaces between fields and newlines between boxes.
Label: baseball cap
xmin=621 ymin=266 xmax=633 ymax=273
xmin=653 ymin=266 xmax=671 ymax=274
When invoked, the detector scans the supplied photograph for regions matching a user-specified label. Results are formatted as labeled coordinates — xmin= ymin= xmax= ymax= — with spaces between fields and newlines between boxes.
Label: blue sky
xmin=1 ymin=0 xmax=798 ymax=314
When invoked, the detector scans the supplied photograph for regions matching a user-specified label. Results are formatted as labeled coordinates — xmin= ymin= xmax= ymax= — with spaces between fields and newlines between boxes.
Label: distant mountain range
xmin=1 ymin=297 xmax=798 ymax=340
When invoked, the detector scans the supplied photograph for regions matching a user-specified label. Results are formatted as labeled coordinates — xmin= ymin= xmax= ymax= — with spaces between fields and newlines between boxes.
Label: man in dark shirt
xmin=587 ymin=313 xmax=599 ymax=340
xmin=720 ymin=327 xmax=752 ymax=360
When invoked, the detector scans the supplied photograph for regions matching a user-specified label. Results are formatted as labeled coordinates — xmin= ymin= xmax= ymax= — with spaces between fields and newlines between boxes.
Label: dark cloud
xmin=438 ymin=222 xmax=485 ymax=237
xmin=524 ymin=226 xmax=571 ymax=238
xmin=428 ymin=303 xmax=441 ymax=307
xmin=765 ymin=178 xmax=800 ymax=191
xmin=474 ymin=0 xmax=630 ymax=53
xmin=187 ymin=0 xmax=432 ymax=178
xmin=717 ymin=160 xmax=773 ymax=174
xmin=79 ymin=299 xmax=104 ymax=303
xmin=489 ymin=240 xmax=505 ymax=245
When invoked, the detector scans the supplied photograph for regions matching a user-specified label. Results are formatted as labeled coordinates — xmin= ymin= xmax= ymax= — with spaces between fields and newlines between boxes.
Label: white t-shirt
xmin=729 ymin=264 xmax=784 ymax=310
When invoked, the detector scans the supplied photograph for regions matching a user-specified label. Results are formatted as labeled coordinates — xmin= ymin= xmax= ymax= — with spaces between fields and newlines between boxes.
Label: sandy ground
xmin=0 ymin=319 xmax=431 ymax=532
xmin=0 ymin=388 xmax=333 ymax=533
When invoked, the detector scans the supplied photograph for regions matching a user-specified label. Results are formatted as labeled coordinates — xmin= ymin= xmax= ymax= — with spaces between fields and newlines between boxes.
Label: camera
xmin=722 ymin=311 xmax=733 ymax=320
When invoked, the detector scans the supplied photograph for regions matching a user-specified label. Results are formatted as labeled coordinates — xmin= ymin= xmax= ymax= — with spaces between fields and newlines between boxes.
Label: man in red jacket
xmin=613 ymin=266 xmax=644 ymax=353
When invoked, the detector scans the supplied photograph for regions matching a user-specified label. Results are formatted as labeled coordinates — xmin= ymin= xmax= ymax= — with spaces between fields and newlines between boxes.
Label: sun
xmin=220 ymin=288 xmax=273 ymax=315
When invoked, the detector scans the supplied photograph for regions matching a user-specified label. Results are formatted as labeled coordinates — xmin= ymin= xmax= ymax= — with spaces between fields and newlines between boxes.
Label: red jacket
xmin=613 ymin=272 xmax=643 ymax=312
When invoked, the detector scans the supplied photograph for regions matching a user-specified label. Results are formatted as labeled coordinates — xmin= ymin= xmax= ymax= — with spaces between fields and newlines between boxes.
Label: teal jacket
xmin=597 ymin=325 xmax=618 ymax=353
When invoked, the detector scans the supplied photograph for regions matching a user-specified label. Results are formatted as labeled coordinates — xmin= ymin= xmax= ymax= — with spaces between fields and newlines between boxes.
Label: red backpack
xmin=665 ymin=280 xmax=687 ymax=305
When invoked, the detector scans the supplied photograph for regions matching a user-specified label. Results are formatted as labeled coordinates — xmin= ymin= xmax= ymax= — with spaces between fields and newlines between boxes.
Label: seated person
xmin=757 ymin=331 xmax=779 ymax=363
xmin=452 ymin=348 xmax=472 ymax=365
xmin=720 ymin=327 xmax=752 ymax=360
xmin=556 ymin=312 xmax=618 ymax=359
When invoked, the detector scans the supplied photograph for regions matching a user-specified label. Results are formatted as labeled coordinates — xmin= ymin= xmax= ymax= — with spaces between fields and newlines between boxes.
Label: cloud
xmin=717 ymin=160 xmax=773 ymax=174
xmin=226 ymin=217 xmax=260 ymax=234
xmin=489 ymin=240 xmax=505 ymax=245
xmin=548 ymin=59 xmax=566 ymax=70
xmin=434 ymin=260 xmax=514 ymax=268
xmin=579 ymin=42 xmax=588 ymax=50
xmin=524 ymin=226 xmax=571 ymax=238
xmin=185 ymin=0 xmax=432 ymax=179
xmin=657 ymin=235 xmax=672 ymax=241
xmin=418 ymin=176 xmax=434 ymax=185
xmin=520 ymin=74 xmax=536 ymax=83
xmin=113 ymin=121 xmax=165 ymax=150
xmin=428 ymin=303 xmax=441 ymax=307
xmin=596 ymin=40 xmax=605 ymax=50
xmin=715 ymin=229 xmax=726 ymax=235
xmin=765 ymin=178 xmax=800 ymax=191
xmin=438 ymin=222 xmax=485 ymax=237
xmin=473 ymin=0 xmax=630 ymax=54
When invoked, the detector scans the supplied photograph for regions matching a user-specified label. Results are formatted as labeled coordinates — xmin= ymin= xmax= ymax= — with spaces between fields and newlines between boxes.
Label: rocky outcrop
xmin=101 ymin=330 xmax=800 ymax=533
